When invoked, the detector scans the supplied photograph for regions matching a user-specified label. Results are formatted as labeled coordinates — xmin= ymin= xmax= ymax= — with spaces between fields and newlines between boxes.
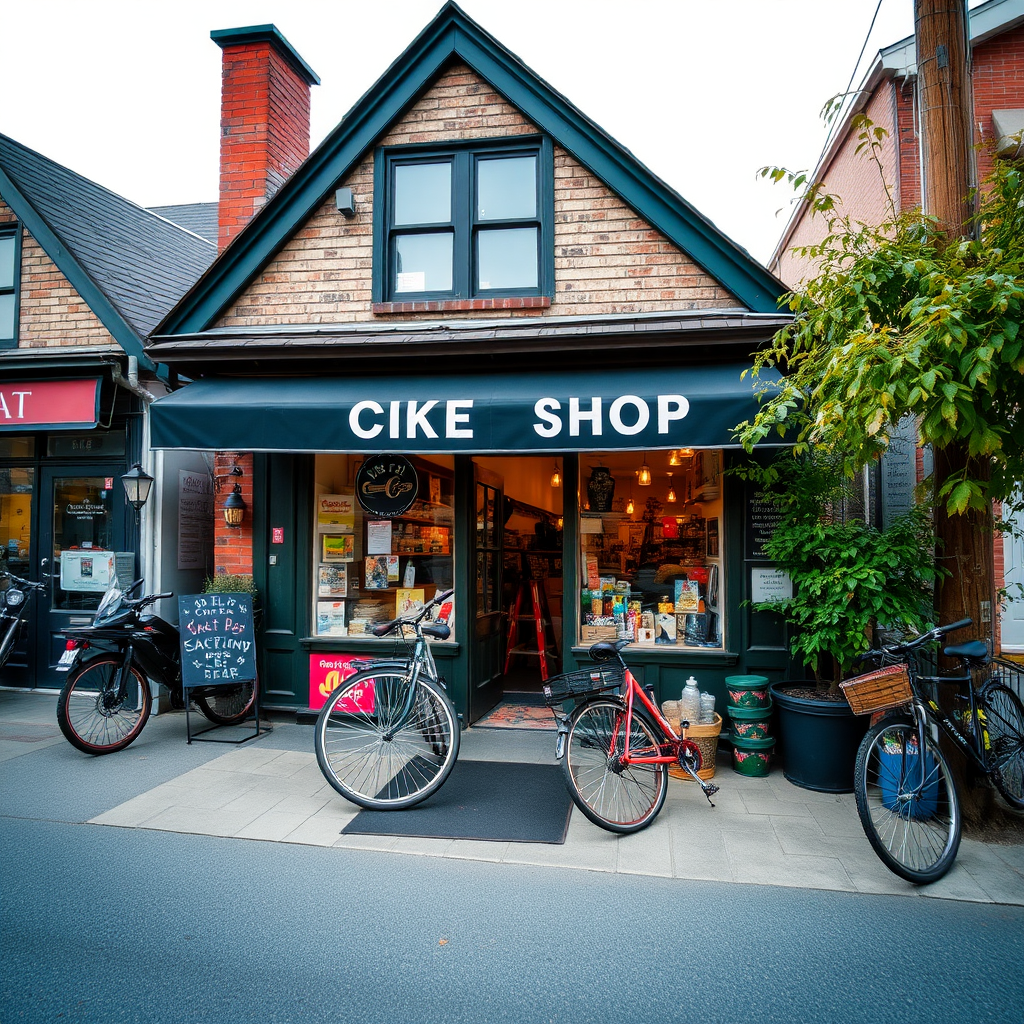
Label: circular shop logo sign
xmin=355 ymin=455 xmax=420 ymax=518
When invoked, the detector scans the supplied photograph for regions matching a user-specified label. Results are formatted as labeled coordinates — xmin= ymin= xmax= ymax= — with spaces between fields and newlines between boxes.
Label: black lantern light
xmin=121 ymin=463 xmax=154 ymax=516
xmin=223 ymin=483 xmax=246 ymax=528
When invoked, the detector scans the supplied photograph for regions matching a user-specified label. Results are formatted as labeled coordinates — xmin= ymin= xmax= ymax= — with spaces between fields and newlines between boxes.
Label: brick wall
xmin=973 ymin=24 xmax=1024 ymax=184
xmin=215 ymin=63 xmax=740 ymax=327
xmin=217 ymin=40 xmax=312 ymax=250
xmin=213 ymin=451 xmax=254 ymax=577
xmin=0 ymin=198 xmax=117 ymax=348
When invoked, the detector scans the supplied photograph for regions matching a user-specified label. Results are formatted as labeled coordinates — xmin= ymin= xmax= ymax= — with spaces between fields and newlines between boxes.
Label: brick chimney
xmin=211 ymin=25 xmax=320 ymax=250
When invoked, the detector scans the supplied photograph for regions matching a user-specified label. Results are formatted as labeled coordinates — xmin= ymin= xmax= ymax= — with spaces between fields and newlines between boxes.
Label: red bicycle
xmin=544 ymin=639 xmax=718 ymax=833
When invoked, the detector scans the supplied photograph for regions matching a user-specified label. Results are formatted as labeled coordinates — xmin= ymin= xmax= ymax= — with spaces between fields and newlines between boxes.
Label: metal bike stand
xmin=184 ymin=679 xmax=271 ymax=745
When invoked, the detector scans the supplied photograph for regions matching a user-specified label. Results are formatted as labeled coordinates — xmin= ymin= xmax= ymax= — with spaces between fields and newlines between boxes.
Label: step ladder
xmin=503 ymin=580 xmax=559 ymax=681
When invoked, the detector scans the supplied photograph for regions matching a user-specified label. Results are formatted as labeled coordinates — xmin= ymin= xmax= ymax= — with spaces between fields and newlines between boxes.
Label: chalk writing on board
xmin=178 ymin=593 xmax=257 ymax=688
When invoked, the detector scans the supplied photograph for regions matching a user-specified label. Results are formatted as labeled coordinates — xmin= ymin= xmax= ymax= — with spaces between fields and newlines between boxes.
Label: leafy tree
xmin=739 ymin=128 xmax=1024 ymax=630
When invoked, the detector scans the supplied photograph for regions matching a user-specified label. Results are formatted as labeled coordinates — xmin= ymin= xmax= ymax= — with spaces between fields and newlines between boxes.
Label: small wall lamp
xmin=335 ymin=187 xmax=356 ymax=217
xmin=121 ymin=463 xmax=154 ymax=517
xmin=223 ymin=483 xmax=246 ymax=528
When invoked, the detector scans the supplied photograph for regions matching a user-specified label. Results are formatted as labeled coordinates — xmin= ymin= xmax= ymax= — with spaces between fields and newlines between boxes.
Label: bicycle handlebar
xmin=861 ymin=617 xmax=974 ymax=661
xmin=370 ymin=588 xmax=455 ymax=638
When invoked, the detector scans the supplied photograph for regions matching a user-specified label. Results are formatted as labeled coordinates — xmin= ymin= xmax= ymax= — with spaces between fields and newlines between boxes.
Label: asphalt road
xmin=3 ymin=814 xmax=1023 ymax=1024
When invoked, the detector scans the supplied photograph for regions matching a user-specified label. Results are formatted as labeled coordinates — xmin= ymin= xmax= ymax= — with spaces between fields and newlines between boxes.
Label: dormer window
xmin=374 ymin=138 xmax=552 ymax=306
xmin=0 ymin=226 xmax=19 ymax=347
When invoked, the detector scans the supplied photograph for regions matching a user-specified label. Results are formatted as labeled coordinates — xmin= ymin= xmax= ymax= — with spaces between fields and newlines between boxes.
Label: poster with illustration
xmin=365 ymin=555 xmax=399 ymax=589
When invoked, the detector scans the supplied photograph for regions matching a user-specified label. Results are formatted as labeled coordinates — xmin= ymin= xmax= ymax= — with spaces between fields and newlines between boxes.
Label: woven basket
xmin=669 ymin=713 xmax=722 ymax=781
xmin=840 ymin=663 xmax=912 ymax=715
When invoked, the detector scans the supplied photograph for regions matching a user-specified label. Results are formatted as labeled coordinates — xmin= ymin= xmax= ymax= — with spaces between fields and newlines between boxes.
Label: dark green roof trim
xmin=0 ymin=165 xmax=155 ymax=372
xmin=164 ymin=3 xmax=782 ymax=334
xmin=211 ymin=25 xmax=321 ymax=85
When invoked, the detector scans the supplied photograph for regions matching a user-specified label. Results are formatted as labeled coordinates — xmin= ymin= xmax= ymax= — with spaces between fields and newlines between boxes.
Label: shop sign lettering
xmin=346 ymin=394 xmax=690 ymax=441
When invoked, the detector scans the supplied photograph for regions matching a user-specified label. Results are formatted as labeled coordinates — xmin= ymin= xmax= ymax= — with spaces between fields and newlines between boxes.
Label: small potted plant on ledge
xmin=744 ymin=450 xmax=937 ymax=792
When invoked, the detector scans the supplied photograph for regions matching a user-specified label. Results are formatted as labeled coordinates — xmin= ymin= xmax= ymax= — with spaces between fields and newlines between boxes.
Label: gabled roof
xmin=0 ymin=132 xmax=217 ymax=367
xmin=160 ymin=1 xmax=783 ymax=335
xmin=148 ymin=202 xmax=219 ymax=245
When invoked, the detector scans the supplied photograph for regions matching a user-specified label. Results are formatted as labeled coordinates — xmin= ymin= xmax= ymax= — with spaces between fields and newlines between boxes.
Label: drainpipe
xmin=109 ymin=355 xmax=157 ymax=403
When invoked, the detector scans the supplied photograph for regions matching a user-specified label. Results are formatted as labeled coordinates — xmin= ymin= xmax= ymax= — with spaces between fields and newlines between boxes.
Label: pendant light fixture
xmin=666 ymin=472 xmax=677 ymax=503
xmin=550 ymin=460 xmax=562 ymax=488
xmin=626 ymin=481 xmax=635 ymax=516
xmin=637 ymin=454 xmax=652 ymax=487
xmin=668 ymin=450 xmax=682 ymax=467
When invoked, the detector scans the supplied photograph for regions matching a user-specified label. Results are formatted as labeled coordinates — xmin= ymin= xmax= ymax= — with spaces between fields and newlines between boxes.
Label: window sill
xmin=373 ymin=297 xmax=551 ymax=314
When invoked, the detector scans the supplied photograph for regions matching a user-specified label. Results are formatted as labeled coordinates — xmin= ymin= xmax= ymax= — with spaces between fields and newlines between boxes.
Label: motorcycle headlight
xmin=4 ymin=589 xmax=25 ymax=609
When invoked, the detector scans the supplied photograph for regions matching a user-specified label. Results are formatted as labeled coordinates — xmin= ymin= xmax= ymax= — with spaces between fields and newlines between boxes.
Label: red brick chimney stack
xmin=211 ymin=25 xmax=320 ymax=251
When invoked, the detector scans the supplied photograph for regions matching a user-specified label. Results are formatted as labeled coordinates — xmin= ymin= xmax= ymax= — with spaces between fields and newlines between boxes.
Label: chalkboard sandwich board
xmin=178 ymin=593 xmax=257 ymax=689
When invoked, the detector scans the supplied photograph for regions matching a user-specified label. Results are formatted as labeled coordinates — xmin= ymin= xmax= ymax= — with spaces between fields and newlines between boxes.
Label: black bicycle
xmin=844 ymin=618 xmax=1024 ymax=884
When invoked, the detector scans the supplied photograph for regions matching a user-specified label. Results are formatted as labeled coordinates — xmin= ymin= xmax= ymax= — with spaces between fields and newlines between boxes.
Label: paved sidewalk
xmin=3 ymin=688 xmax=1023 ymax=904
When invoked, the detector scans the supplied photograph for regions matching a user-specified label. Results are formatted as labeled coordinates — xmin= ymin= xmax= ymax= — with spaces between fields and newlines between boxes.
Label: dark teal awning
xmin=150 ymin=365 xmax=776 ymax=454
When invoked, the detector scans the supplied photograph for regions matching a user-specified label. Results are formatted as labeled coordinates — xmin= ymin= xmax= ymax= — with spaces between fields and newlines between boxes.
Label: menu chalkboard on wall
xmin=178 ymin=593 xmax=257 ymax=689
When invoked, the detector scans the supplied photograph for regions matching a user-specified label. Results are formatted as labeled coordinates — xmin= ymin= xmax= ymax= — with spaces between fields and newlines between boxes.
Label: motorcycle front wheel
xmin=57 ymin=655 xmax=152 ymax=754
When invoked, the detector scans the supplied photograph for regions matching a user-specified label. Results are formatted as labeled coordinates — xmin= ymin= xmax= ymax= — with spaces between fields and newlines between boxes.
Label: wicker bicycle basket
xmin=542 ymin=665 xmax=624 ymax=707
xmin=668 ymin=713 xmax=723 ymax=781
xmin=840 ymin=663 xmax=912 ymax=715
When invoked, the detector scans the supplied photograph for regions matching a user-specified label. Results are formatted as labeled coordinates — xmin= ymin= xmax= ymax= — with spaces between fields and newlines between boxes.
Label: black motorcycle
xmin=56 ymin=581 xmax=255 ymax=755
xmin=0 ymin=570 xmax=46 ymax=671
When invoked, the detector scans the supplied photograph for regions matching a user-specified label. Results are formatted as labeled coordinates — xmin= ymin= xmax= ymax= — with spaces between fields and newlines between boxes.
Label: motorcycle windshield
xmin=94 ymin=588 xmax=125 ymax=624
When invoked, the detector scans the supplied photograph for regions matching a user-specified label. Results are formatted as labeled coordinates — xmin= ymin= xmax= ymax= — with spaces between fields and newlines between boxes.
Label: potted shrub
xmin=744 ymin=451 xmax=937 ymax=791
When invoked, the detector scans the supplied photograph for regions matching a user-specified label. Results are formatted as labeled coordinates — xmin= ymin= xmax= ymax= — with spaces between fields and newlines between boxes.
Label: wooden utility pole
xmin=915 ymin=0 xmax=994 ymax=641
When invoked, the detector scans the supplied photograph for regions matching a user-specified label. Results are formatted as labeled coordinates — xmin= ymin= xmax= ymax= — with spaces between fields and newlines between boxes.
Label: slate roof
xmin=148 ymin=203 xmax=219 ymax=245
xmin=0 ymin=132 xmax=217 ymax=358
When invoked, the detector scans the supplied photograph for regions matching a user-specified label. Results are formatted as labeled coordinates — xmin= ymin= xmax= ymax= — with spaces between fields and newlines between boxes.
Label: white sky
xmin=0 ymin=0 xmax=976 ymax=264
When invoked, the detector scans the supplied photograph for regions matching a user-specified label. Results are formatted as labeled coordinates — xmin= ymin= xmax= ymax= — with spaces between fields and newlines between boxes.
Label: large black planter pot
xmin=771 ymin=681 xmax=869 ymax=793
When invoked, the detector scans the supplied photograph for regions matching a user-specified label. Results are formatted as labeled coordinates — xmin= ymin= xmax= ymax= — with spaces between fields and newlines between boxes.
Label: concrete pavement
xmin=2 ymin=688 xmax=1023 ymax=904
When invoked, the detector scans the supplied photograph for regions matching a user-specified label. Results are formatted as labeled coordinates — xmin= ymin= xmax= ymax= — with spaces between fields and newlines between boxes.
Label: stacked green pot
xmin=725 ymin=674 xmax=775 ymax=776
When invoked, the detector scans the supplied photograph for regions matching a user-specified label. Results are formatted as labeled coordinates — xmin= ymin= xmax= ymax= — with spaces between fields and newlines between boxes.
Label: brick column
xmin=214 ymin=451 xmax=254 ymax=577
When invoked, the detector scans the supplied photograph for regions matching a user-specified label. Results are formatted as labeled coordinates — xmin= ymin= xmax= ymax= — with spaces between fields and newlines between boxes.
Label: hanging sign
xmin=355 ymin=454 xmax=419 ymax=518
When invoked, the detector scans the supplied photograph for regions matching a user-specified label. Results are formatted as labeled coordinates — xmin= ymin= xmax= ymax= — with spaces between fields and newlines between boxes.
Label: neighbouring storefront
xmin=0 ymin=372 xmax=144 ymax=687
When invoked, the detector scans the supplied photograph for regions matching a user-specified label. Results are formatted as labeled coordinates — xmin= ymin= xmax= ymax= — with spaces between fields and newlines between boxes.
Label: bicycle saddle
xmin=943 ymin=640 xmax=989 ymax=664
xmin=590 ymin=639 xmax=629 ymax=661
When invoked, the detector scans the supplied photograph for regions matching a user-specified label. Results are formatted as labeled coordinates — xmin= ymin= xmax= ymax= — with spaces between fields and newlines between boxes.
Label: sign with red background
xmin=0 ymin=379 xmax=100 ymax=429
xmin=309 ymin=653 xmax=375 ymax=712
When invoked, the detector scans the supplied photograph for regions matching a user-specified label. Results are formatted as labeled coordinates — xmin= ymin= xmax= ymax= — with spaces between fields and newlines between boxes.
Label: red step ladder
xmin=503 ymin=580 xmax=558 ymax=681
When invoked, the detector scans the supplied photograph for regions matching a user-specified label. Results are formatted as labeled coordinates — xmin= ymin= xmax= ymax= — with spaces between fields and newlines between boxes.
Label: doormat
xmin=473 ymin=699 xmax=556 ymax=731
xmin=340 ymin=760 xmax=573 ymax=843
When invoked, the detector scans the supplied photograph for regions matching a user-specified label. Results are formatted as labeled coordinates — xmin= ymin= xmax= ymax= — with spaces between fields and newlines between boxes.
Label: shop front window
xmin=51 ymin=475 xmax=116 ymax=612
xmin=312 ymin=454 xmax=454 ymax=638
xmin=579 ymin=450 xmax=724 ymax=650
xmin=0 ymin=465 xmax=34 ymax=578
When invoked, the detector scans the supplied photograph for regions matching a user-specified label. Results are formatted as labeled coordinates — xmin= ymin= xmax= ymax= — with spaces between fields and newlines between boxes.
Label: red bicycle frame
xmin=618 ymin=666 xmax=684 ymax=766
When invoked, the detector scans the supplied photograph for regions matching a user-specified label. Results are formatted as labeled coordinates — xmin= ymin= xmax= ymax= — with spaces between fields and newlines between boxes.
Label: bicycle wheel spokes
xmin=563 ymin=699 xmax=667 ymax=834
xmin=56 ymin=655 xmax=151 ymax=755
xmin=854 ymin=719 xmax=960 ymax=884
xmin=315 ymin=672 xmax=459 ymax=810
xmin=982 ymin=683 xmax=1024 ymax=809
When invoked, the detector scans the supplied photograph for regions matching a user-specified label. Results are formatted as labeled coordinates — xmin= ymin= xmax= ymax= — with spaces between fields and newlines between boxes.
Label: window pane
xmin=394 ymin=162 xmax=451 ymax=226
xmin=0 ymin=234 xmax=14 ymax=289
xmin=395 ymin=233 xmax=453 ymax=293
xmin=477 ymin=156 xmax=537 ymax=221
xmin=0 ymin=294 xmax=15 ymax=341
xmin=477 ymin=227 xmax=538 ymax=290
